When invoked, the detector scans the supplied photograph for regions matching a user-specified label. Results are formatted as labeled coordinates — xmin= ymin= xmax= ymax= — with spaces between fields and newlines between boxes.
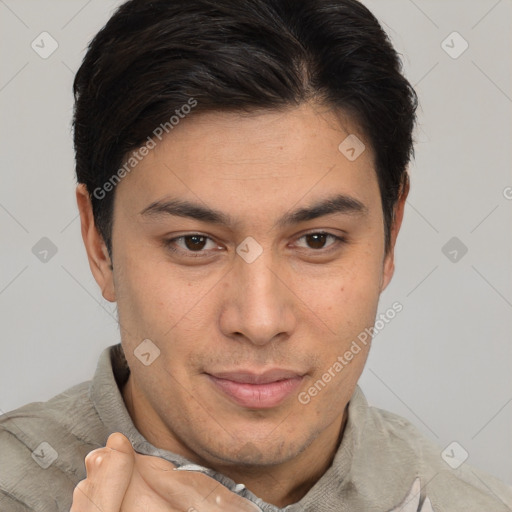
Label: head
xmin=75 ymin=0 xmax=416 ymax=482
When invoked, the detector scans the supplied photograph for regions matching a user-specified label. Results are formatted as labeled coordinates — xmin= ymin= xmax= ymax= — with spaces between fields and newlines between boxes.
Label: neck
xmin=122 ymin=375 xmax=347 ymax=507
xmin=211 ymin=415 xmax=346 ymax=506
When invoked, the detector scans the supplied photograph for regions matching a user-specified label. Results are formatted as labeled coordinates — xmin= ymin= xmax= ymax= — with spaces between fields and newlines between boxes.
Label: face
xmin=81 ymin=102 xmax=400 ymax=470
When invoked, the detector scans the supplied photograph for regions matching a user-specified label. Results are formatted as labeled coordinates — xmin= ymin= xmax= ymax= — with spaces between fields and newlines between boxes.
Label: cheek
xmin=298 ymin=250 xmax=382 ymax=321
xmin=113 ymin=253 xmax=180 ymax=339
xmin=293 ymin=248 xmax=383 ymax=379
xmin=113 ymin=251 xmax=219 ymax=367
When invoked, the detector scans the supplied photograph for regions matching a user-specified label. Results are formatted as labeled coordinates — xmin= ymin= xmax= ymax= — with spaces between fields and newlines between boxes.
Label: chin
xmin=202 ymin=430 xmax=311 ymax=467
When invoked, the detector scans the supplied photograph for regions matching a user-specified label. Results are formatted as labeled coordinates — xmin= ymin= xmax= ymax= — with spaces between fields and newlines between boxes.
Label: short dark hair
xmin=73 ymin=0 xmax=417 ymax=256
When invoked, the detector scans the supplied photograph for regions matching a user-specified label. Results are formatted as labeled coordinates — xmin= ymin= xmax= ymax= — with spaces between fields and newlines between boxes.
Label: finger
xmin=71 ymin=433 xmax=135 ymax=512
xmin=105 ymin=432 xmax=136 ymax=456
xmin=156 ymin=469 xmax=262 ymax=512
xmin=200 ymin=484 xmax=263 ymax=512
xmin=83 ymin=447 xmax=106 ymax=476
xmin=134 ymin=452 xmax=177 ymax=474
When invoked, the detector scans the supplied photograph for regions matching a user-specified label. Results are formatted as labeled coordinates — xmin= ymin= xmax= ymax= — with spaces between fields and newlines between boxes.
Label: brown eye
xmin=165 ymin=234 xmax=220 ymax=257
xmin=305 ymin=233 xmax=329 ymax=249
xmin=184 ymin=235 xmax=208 ymax=251
xmin=295 ymin=232 xmax=344 ymax=252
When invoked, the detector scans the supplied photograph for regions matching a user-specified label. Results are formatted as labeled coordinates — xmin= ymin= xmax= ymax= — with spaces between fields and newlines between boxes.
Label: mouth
xmin=206 ymin=369 xmax=305 ymax=409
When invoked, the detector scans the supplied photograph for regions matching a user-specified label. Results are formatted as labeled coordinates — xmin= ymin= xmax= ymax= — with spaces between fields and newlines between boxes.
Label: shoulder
xmin=364 ymin=400 xmax=512 ymax=511
xmin=0 ymin=380 xmax=109 ymax=512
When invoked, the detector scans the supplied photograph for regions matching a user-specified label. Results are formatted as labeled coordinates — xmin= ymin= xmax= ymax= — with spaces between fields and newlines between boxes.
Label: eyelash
xmin=163 ymin=232 xmax=347 ymax=258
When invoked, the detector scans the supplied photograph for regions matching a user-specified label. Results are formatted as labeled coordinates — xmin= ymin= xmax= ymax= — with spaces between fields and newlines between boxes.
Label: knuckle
xmin=84 ymin=449 xmax=97 ymax=465
xmin=85 ymin=447 xmax=108 ymax=462
xmin=84 ymin=447 xmax=110 ymax=471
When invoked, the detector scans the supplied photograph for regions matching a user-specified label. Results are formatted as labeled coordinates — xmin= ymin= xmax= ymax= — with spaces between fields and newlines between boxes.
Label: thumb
xmin=74 ymin=433 xmax=135 ymax=512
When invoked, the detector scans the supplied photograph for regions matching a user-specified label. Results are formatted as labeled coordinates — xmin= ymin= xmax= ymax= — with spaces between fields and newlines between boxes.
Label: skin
xmin=71 ymin=433 xmax=261 ymax=511
xmin=77 ymin=102 xmax=407 ymax=507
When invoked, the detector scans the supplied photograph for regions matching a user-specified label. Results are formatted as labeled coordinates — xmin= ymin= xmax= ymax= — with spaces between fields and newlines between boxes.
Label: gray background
xmin=1 ymin=0 xmax=511 ymax=485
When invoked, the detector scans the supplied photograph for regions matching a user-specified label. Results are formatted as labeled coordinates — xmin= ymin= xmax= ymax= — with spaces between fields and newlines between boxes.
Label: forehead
xmin=114 ymin=103 xmax=379 ymax=221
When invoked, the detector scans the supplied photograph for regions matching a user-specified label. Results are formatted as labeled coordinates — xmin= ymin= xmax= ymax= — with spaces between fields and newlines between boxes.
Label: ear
xmin=380 ymin=175 xmax=409 ymax=292
xmin=76 ymin=184 xmax=116 ymax=302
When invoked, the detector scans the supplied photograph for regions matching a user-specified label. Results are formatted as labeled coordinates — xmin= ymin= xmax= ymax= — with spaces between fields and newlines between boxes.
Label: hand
xmin=70 ymin=432 xmax=261 ymax=512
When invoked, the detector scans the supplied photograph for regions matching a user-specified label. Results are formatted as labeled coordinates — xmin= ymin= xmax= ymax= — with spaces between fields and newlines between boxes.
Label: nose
xmin=219 ymin=248 xmax=297 ymax=346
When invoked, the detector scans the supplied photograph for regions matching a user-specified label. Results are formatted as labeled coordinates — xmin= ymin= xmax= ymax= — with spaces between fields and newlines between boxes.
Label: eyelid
xmin=164 ymin=233 xmax=223 ymax=257
xmin=164 ymin=230 xmax=347 ymax=258
xmin=292 ymin=231 xmax=347 ymax=251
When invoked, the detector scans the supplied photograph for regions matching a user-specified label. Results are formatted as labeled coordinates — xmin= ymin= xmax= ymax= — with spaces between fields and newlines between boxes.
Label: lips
xmin=206 ymin=369 xmax=305 ymax=409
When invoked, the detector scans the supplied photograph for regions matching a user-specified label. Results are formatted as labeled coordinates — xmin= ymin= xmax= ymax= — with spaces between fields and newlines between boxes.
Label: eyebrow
xmin=140 ymin=193 xmax=367 ymax=229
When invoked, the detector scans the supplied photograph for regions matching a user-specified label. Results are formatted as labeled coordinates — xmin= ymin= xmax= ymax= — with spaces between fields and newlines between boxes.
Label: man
xmin=1 ymin=0 xmax=511 ymax=510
